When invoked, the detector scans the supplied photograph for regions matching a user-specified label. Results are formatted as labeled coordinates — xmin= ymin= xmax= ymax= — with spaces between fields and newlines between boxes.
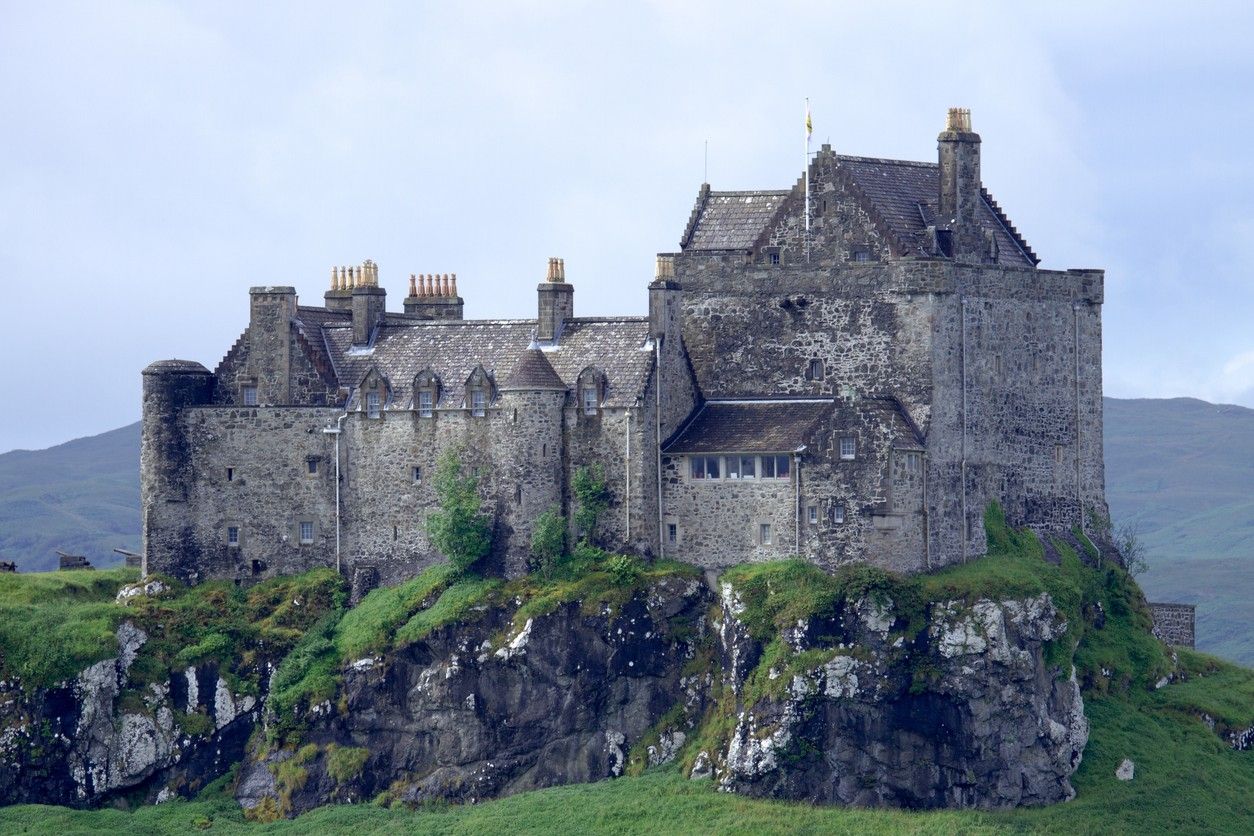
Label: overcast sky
xmin=2 ymin=1 xmax=1253 ymax=452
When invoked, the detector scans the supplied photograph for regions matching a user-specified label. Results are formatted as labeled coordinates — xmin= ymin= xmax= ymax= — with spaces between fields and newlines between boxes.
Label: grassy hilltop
xmin=0 ymin=514 xmax=1249 ymax=834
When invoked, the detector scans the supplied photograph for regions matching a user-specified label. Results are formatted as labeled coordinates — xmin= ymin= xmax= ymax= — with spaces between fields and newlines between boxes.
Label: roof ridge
xmin=836 ymin=154 xmax=935 ymax=169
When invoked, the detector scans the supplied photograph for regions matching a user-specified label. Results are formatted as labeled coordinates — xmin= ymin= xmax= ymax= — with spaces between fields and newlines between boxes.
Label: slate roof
xmin=663 ymin=397 xmax=926 ymax=455
xmin=500 ymin=348 xmax=567 ymax=391
xmin=311 ymin=315 xmax=652 ymax=409
xmin=663 ymin=400 xmax=835 ymax=453
xmin=835 ymin=156 xmax=1037 ymax=266
xmin=680 ymin=187 xmax=791 ymax=251
xmin=680 ymin=154 xmax=1037 ymax=266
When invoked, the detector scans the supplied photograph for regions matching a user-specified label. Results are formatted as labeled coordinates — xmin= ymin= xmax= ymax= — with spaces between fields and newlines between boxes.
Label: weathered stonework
xmin=1149 ymin=603 xmax=1195 ymax=648
xmin=142 ymin=110 xmax=1110 ymax=586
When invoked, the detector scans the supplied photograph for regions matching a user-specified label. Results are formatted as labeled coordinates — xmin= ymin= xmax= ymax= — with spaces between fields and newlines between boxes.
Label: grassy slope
xmin=1 ymin=522 xmax=1249 ymax=834
xmin=1103 ymin=397 xmax=1254 ymax=665
xmin=0 ymin=421 xmax=140 ymax=572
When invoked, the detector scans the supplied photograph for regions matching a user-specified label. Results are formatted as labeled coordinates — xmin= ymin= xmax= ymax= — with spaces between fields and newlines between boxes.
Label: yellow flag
xmin=805 ymin=100 xmax=813 ymax=139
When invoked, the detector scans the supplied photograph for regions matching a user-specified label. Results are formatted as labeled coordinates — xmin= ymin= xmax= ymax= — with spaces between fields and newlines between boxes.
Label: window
xmin=298 ymin=521 xmax=314 ymax=544
xmin=807 ymin=359 xmax=824 ymax=380
xmin=760 ymin=454 xmax=790 ymax=479
xmin=808 ymin=505 xmax=818 ymax=524
xmin=831 ymin=503 xmax=846 ymax=524
xmin=471 ymin=388 xmax=486 ymax=417
xmin=1054 ymin=445 xmax=1065 ymax=464
xmin=689 ymin=455 xmax=720 ymax=480
xmin=739 ymin=456 xmax=756 ymax=479
xmin=412 ymin=465 xmax=422 ymax=483
xmin=418 ymin=389 xmax=434 ymax=417
xmin=227 ymin=526 xmax=240 ymax=547
xmin=759 ymin=523 xmax=773 ymax=545
xmin=582 ymin=386 xmax=599 ymax=415
xmin=769 ymin=251 xmax=780 ymax=265
xmin=366 ymin=391 xmax=381 ymax=419
xmin=839 ymin=437 xmax=857 ymax=460
xmin=307 ymin=459 xmax=318 ymax=475
xmin=904 ymin=452 xmax=921 ymax=474
xmin=853 ymin=250 xmax=871 ymax=263
xmin=725 ymin=456 xmax=740 ymax=479
xmin=225 ymin=467 xmax=235 ymax=482
xmin=667 ymin=523 xmax=678 ymax=544
xmin=242 ymin=386 xmax=257 ymax=406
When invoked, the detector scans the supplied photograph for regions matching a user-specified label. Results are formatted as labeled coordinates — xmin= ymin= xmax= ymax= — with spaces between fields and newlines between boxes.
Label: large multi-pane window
xmin=839 ymin=437 xmax=857 ymax=460
xmin=689 ymin=454 xmax=789 ymax=481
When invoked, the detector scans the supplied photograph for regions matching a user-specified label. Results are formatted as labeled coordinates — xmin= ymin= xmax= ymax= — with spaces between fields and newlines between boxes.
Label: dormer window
xmin=471 ymin=388 xmax=486 ymax=417
xmin=357 ymin=368 xmax=391 ymax=419
xmin=576 ymin=366 xmax=606 ymax=418
xmin=413 ymin=369 xmax=440 ymax=418
xmin=465 ymin=366 xmax=493 ymax=417
xmin=366 ymin=391 xmax=381 ymax=419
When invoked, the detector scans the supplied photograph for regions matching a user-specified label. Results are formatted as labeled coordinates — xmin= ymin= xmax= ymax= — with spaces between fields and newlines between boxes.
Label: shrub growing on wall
xmin=426 ymin=450 xmax=492 ymax=574
xmin=572 ymin=464 xmax=610 ymax=543
xmin=530 ymin=506 xmax=566 ymax=579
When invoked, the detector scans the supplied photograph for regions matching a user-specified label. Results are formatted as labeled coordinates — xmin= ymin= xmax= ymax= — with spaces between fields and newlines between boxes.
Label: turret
xmin=536 ymin=257 xmax=573 ymax=343
xmin=497 ymin=348 xmax=567 ymax=576
xmin=141 ymin=359 xmax=213 ymax=581
xmin=351 ymin=259 xmax=386 ymax=345
xmin=936 ymin=107 xmax=984 ymax=260
xmin=404 ymin=272 xmax=464 ymax=319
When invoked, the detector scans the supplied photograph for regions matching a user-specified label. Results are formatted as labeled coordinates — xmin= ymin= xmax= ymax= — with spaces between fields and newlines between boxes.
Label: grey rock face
xmin=241 ymin=575 xmax=713 ymax=814
xmin=1116 ymin=758 xmax=1135 ymax=781
xmin=0 ymin=622 xmax=259 ymax=807
xmin=715 ymin=591 xmax=1087 ymax=809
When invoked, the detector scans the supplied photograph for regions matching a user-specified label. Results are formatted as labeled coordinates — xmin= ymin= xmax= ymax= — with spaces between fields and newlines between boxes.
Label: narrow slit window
xmin=807 ymin=359 xmax=824 ymax=380
xmin=226 ymin=467 xmax=235 ymax=482
xmin=413 ymin=466 xmax=422 ymax=483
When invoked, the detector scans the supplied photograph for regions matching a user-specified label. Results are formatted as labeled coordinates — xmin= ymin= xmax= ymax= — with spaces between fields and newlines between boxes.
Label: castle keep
xmin=142 ymin=110 xmax=1107 ymax=586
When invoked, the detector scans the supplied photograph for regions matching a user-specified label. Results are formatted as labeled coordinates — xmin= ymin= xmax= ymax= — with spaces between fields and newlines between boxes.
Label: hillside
xmin=1103 ymin=397 xmax=1254 ymax=665
xmin=0 ymin=400 xmax=1249 ymax=663
xmin=0 ymin=422 xmax=139 ymax=572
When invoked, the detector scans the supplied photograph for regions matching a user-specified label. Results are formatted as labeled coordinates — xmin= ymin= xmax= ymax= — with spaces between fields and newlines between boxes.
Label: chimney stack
xmin=404 ymin=271 xmax=464 ymax=319
xmin=936 ymin=107 xmax=982 ymax=259
xmin=536 ymin=257 xmax=573 ymax=343
xmin=351 ymin=259 xmax=386 ymax=345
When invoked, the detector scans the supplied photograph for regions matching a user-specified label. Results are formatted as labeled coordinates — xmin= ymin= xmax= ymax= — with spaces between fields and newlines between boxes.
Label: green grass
xmin=0 ymin=567 xmax=136 ymax=686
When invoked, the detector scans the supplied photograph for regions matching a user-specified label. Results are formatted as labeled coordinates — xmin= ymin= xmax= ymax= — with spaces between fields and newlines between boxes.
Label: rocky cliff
xmin=234 ymin=558 xmax=1089 ymax=817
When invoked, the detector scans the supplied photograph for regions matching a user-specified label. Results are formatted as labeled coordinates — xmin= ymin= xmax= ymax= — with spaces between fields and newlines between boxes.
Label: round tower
xmin=497 ymin=348 xmax=567 ymax=577
xmin=141 ymin=359 xmax=213 ymax=581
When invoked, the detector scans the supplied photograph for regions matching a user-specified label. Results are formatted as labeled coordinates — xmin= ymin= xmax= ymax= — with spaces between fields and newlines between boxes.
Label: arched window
xmin=465 ymin=366 xmax=494 ymax=417
xmin=413 ymin=369 xmax=441 ymax=418
xmin=576 ymin=366 xmax=606 ymax=417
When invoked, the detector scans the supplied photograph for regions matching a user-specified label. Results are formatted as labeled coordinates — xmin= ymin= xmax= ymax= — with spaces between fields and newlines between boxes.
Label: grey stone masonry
xmin=142 ymin=109 xmax=1112 ymax=587
xmin=1149 ymin=603 xmax=1195 ymax=648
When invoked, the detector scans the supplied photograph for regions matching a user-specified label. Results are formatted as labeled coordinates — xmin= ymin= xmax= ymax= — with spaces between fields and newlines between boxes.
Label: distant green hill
xmin=1103 ymin=397 xmax=1254 ymax=666
xmin=1 ymin=400 xmax=1249 ymax=663
xmin=0 ymin=422 xmax=139 ymax=572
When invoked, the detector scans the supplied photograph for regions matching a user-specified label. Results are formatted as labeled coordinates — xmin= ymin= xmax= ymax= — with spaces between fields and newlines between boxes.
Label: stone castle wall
xmin=1149 ymin=602 xmax=1196 ymax=648
xmin=670 ymin=256 xmax=1105 ymax=568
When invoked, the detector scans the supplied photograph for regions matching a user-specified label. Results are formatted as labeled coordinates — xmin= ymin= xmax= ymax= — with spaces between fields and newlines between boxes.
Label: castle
xmin=141 ymin=109 xmax=1107 ymax=588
